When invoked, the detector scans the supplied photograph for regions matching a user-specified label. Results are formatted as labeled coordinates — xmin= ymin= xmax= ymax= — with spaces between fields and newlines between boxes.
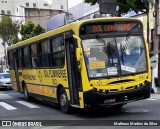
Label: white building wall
xmin=0 ymin=0 xmax=67 ymax=71
xmin=0 ymin=0 xmax=14 ymax=16
xmin=0 ymin=0 xmax=67 ymax=19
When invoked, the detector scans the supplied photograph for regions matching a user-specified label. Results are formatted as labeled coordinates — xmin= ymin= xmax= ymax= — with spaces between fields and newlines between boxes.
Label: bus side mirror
xmin=73 ymin=34 xmax=82 ymax=61
xmin=73 ymin=35 xmax=82 ymax=69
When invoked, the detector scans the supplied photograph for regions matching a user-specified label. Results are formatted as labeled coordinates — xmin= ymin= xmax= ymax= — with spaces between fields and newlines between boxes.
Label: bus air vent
xmin=126 ymin=86 xmax=134 ymax=90
xmin=110 ymin=89 xmax=118 ymax=92
xmin=108 ymin=79 xmax=135 ymax=84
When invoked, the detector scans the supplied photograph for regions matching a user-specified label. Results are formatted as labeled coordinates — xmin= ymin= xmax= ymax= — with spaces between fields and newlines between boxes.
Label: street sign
xmin=150 ymin=56 xmax=158 ymax=68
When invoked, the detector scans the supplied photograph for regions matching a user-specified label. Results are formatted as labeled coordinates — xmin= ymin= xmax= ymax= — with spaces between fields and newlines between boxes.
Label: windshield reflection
xmin=82 ymin=36 xmax=147 ymax=78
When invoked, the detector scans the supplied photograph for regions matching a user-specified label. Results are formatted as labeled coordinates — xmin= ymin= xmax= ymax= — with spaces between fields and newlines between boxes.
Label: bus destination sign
xmin=80 ymin=21 xmax=142 ymax=34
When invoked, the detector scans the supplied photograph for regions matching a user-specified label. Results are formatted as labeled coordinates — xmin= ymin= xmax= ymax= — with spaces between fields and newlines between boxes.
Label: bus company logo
xmin=38 ymin=71 xmax=42 ymax=82
xmin=97 ymin=80 xmax=102 ymax=85
xmin=121 ymin=86 xmax=124 ymax=90
xmin=2 ymin=121 xmax=11 ymax=126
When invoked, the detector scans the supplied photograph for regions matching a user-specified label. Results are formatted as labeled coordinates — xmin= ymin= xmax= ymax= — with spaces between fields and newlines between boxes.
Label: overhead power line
xmin=0 ymin=14 xmax=53 ymax=18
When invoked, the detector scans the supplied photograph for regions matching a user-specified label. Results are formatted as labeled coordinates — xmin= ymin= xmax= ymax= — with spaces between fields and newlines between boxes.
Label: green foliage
xmin=20 ymin=21 xmax=45 ymax=41
xmin=117 ymin=0 xmax=149 ymax=14
xmin=84 ymin=0 xmax=149 ymax=15
xmin=0 ymin=15 xmax=19 ymax=46
xmin=84 ymin=0 xmax=98 ymax=5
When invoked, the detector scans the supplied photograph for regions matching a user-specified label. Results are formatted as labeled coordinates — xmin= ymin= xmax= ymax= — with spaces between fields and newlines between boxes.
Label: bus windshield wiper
xmin=124 ymin=23 xmax=140 ymax=51
xmin=126 ymin=23 xmax=140 ymax=37
xmin=120 ymin=42 xmax=124 ymax=65
xmin=95 ymin=34 xmax=106 ymax=45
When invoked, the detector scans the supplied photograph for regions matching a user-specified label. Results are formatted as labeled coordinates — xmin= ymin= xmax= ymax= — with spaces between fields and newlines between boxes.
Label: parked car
xmin=0 ymin=73 xmax=11 ymax=89
xmin=4 ymin=69 xmax=9 ymax=73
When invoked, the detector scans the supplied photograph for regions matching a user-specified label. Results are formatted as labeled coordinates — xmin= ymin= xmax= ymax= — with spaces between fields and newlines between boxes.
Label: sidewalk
xmin=150 ymin=93 xmax=160 ymax=99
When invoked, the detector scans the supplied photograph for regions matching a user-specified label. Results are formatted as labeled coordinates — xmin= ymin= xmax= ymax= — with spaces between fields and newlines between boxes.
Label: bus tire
xmin=59 ymin=88 xmax=71 ymax=114
xmin=23 ymin=83 xmax=31 ymax=101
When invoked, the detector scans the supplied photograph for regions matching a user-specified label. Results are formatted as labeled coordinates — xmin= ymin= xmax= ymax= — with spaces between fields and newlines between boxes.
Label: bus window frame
xmin=9 ymin=30 xmax=74 ymax=70
xmin=50 ymin=34 xmax=65 ymax=68
xmin=80 ymin=33 xmax=148 ymax=79
xmin=8 ymin=50 xmax=14 ymax=70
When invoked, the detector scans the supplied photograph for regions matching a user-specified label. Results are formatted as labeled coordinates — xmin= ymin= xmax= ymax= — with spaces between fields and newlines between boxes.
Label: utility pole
xmin=65 ymin=0 xmax=69 ymax=24
xmin=152 ymin=0 xmax=160 ymax=93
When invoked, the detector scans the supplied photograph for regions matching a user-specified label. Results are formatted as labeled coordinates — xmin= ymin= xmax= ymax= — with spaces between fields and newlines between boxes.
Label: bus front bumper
xmin=83 ymin=82 xmax=151 ymax=107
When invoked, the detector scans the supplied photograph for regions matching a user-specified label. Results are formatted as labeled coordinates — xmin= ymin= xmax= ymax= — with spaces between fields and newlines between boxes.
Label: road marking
xmin=147 ymin=98 xmax=158 ymax=101
xmin=0 ymin=102 xmax=17 ymax=110
xmin=125 ymin=109 xmax=149 ymax=113
xmin=0 ymin=93 xmax=13 ymax=99
xmin=16 ymin=101 xmax=40 ymax=108
xmin=8 ymin=93 xmax=20 ymax=95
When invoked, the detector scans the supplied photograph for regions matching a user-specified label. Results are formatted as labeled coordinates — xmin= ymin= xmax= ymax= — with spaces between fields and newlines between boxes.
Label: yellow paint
xmin=8 ymin=18 xmax=151 ymax=110
xmin=89 ymin=61 xmax=105 ymax=69
xmin=79 ymin=92 xmax=84 ymax=108
xmin=66 ymin=89 xmax=70 ymax=100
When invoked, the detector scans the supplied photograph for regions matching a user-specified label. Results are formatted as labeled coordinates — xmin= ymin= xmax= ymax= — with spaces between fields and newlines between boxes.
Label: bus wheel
xmin=59 ymin=88 xmax=70 ymax=113
xmin=23 ymin=84 xmax=30 ymax=101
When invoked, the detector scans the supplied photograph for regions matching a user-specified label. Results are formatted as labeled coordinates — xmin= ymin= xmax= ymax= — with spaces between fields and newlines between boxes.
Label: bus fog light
xmin=105 ymin=90 xmax=109 ymax=94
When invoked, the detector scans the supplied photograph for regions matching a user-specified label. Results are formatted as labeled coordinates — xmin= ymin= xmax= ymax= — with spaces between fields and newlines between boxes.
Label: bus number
xmin=52 ymin=79 xmax=57 ymax=86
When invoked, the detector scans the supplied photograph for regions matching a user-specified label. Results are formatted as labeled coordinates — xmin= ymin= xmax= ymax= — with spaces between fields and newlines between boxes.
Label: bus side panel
xmin=18 ymin=68 xmax=70 ymax=102
xmin=10 ymin=70 xmax=18 ymax=91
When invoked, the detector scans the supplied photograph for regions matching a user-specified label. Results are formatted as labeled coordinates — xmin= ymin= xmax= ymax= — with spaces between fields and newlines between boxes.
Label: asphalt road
xmin=0 ymin=89 xmax=160 ymax=129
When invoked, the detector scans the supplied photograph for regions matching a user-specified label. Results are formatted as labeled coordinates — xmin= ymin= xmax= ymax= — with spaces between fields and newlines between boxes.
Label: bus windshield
xmin=82 ymin=35 xmax=147 ymax=78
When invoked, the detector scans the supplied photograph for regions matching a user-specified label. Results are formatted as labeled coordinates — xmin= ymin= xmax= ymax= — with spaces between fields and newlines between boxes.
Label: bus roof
xmin=7 ymin=17 xmax=142 ymax=51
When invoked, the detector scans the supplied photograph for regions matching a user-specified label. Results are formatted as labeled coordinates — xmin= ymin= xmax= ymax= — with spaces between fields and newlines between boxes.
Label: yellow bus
xmin=7 ymin=18 xmax=151 ymax=113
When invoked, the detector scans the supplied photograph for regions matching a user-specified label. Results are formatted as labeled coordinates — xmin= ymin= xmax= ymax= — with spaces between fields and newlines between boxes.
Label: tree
xmin=20 ymin=21 xmax=45 ymax=41
xmin=0 ymin=15 xmax=19 ymax=46
xmin=84 ymin=0 xmax=149 ymax=15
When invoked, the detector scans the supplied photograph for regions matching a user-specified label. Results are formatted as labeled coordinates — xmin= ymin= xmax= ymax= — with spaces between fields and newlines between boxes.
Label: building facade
xmin=0 ymin=0 xmax=67 ymax=17
xmin=0 ymin=0 xmax=67 ymax=71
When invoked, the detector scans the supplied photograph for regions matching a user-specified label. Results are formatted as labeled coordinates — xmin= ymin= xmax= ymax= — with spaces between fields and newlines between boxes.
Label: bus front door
xmin=66 ymin=39 xmax=80 ymax=105
xmin=13 ymin=52 xmax=21 ymax=92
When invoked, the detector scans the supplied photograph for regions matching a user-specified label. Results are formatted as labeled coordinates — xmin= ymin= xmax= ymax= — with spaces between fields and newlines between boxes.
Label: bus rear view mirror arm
xmin=73 ymin=35 xmax=81 ymax=47
xmin=73 ymin=35 xmax=81 ymax=42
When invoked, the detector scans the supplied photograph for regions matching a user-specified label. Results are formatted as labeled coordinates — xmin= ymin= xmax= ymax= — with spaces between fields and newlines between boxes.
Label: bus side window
xmin=31 ymin=44 xmax=39 ymax=68
xmin=23 ymin=46 xmax=30 ymax=68
xmin=40 ymin=40 xmax=50 ymax=67
xmin=18 ymin=48 xmax=23 ymax=68
xmin=8 ymin=50 xmax=14 ymax=69
xmin=51 ymin=35 xmax=65 ymax=67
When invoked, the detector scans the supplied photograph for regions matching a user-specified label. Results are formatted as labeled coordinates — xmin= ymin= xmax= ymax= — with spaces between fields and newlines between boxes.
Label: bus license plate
xmin=104 ymin=98 xmax=116 ymax=104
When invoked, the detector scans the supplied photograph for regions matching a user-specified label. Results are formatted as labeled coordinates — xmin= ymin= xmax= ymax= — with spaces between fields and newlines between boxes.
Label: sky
xmin=46 ymin=0 xmax=83 ymax=9
xmin=68 ymin=0 xmax=83 ymax=9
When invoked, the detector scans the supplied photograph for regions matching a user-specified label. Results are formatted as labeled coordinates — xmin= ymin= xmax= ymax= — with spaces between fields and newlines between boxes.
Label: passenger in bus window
xmin=84 ymin=48 xmax=97 ymax=77
xmin=84 ymin=48 xmax=90 ymax=65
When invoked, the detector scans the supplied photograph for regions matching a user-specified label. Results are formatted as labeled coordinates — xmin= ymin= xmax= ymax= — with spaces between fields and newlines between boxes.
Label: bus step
xmin=71 ymin=105 xmax=80 ymax=108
